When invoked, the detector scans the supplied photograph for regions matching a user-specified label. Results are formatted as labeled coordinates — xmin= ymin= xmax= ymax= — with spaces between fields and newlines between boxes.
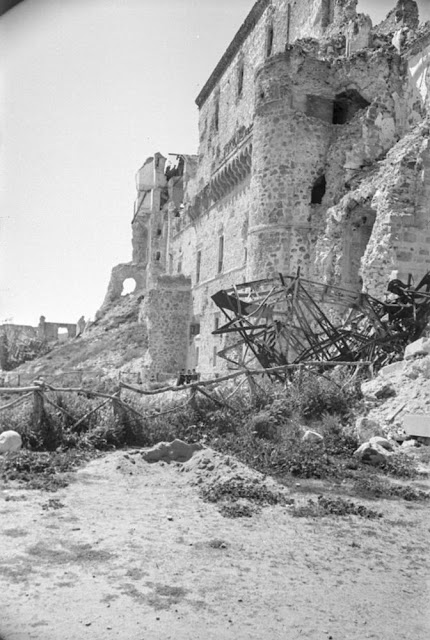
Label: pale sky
xmin=1 ymin=0 xmax=430 ymax=326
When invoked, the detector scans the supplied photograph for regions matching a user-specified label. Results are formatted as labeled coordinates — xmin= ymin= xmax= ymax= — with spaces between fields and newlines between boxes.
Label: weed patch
xmin=291 ymin=495 xmax=383 ymax=519
xmin=0 ymin=450 xmax=98 ymax=491
xmin=354 ymin=475 xmax=429 ymax=501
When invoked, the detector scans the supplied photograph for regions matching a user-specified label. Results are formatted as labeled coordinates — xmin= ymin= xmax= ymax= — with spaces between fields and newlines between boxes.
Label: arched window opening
xmin=333 ymin=90 xmax=370 ymax=125
xmin=266 ymin=24 xmax=274 ymax=57
xmin=121 ymin=278 xmax=136 ymax=296
xmin=311 ymin=175 xmax=326 ymax=204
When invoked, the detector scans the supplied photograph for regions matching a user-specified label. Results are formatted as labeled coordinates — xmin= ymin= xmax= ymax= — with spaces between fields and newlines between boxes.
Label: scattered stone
xmin=404 ymin=338 xmax=430 ymax=360
xmin=0 ymin=430 xmax=22 ymax=454
xmin=401 ymin=439 xmax=419 ymax=448
xmin=141 ymin=439 xmax=203 ymax=463
xmin=302 ymin=430 xmax=324 ymax=443
xmin=353 ymin=442 xmax=391 ymax=466
xmin=375 ymin=384 xmax=396 ymax=400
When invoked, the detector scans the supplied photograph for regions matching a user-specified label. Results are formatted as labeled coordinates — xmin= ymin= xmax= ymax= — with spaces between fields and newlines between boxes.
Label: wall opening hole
xmin=57 ymin=328 xmax=68 ymax=342
xmin=311 ymin=175 xmax=326 ymax=204
xmin=157 ymin=227 xmax=162 ymax=236
xmin=333 ymin=90 xmax=370 ymax=125
xmin=121 ymin=278 xmax=136 ymax=296
xmin=266 ymin=24 xmax=274 ymax=57
xmin=155 ymin=251 xmax=161 ymax=261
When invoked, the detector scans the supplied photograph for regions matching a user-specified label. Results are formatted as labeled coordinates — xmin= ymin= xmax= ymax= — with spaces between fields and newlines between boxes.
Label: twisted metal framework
xmin=211 ymin=271 xmax=430 ymax=377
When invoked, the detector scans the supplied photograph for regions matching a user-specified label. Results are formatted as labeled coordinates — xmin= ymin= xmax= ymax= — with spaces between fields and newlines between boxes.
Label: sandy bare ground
xmin=1 ymin=450 xmax=429 ymax=640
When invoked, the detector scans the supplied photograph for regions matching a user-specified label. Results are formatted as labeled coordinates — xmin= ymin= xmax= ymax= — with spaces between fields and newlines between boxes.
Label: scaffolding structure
xmin=211 ymin=271 xmax=430 ymax=378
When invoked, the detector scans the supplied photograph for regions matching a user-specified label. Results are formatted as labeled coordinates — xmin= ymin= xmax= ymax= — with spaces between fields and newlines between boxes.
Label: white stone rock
xmin=404 ymin=338 xmax=430 ymax=360
xmin=368 ymin=436 xmax=396 ymax=451
xmin=353 ymin=442 xmax=391 ymax=466
xmin=141 ymin=439 xmax=203 ymax=463
xmin=302 ymin=430 xmax=324 ymax=444
xmin=0 ymin=430 xmax=22 ymax=454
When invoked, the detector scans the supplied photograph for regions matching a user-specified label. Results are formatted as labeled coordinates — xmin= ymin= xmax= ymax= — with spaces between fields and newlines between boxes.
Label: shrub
xmin=320 ymin=414 xmax=359 ymax=456
xmin=381 ymin=452 xmax=418 ymax=478
xmin=0 ymin=449 xmax=96 ymax=491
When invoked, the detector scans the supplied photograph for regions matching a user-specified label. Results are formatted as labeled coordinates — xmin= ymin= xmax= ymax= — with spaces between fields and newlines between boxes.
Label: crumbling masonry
xmin=100 ymin=0 xmax=430 ymax=381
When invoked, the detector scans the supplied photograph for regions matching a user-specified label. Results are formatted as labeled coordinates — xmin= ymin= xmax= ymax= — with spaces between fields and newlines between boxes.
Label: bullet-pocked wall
xmin=248 ymin=50 xmax=335 ymax=281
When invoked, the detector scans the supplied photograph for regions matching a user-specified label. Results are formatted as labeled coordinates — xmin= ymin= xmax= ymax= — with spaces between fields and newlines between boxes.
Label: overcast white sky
xmin=1 ymin=0 xmax=430 ymax=326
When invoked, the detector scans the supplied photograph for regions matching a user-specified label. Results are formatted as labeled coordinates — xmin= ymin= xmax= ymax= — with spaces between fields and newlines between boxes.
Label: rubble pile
xmin=361 ymin=338 xmax=430 ymax=438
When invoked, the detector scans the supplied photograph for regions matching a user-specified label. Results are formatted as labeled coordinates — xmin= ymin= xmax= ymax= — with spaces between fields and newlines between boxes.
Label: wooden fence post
xmin=32 ymin=390 xmax=44 ymax=432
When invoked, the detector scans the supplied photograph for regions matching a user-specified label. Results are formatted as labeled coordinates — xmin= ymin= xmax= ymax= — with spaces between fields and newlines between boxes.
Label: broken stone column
xmin=139 ymin=274 xmax=191 ymax=381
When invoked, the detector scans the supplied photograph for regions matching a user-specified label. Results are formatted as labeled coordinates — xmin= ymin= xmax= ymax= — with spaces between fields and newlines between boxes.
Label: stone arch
xmin=101 ymin=263 xmax=147 ymax=308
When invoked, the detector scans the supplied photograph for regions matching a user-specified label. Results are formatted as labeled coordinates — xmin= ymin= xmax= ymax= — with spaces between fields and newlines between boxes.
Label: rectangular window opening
xmin=218 ymin=235 xmax=224 ymax=274
xmin=196 ymin=250 xmax=202 ymax=283
xmin=237 ymin=61 xmax=244 ymax=98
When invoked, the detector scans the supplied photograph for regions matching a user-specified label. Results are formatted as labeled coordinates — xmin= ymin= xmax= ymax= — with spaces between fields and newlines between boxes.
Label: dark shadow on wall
xmin=0 ymin=1 xmax=26 ymax=17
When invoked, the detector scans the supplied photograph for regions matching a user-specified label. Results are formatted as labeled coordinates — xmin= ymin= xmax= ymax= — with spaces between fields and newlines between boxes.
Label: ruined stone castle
xmin=101 ymin=0 xmax=430 ymax=381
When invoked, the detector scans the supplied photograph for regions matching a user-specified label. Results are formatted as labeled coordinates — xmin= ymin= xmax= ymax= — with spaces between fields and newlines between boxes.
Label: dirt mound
xmin=180 ymin=448 xmax=293 ymax=517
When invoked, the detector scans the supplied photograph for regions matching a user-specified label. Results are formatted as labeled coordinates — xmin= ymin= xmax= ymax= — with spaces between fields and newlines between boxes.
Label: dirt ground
xmin=1 ymin=450 xmax=429 ymax=640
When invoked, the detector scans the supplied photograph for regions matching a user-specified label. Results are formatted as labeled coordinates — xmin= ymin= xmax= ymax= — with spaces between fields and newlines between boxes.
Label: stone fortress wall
xmin=102 ymin=0 xmax=430 ymax=381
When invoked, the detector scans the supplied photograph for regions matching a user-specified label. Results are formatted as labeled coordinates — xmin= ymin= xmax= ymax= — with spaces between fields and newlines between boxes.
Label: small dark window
xmin=157 ymin=228 xmax=162 ymax=237
xmin=311 ymin=175 xmax=326 ymax=204
xmin=218 ymin=235 xmax=224 ymax=273
xmin=214 ymin=315 xmax=220 ymax=332
xmin=237 ymin=60 xmax=244 ymax=98
xmin=266 ymin=25 xmax=274 ymax=57
xmin=155 ymin=251 xmax=161 ymax=261
xmin=213 ymin=346 xmax=217 ymax=366
xmin=196 ymin=250 xmax=202 ymax=283
xmin=177 ymin=256 xmax=182 ymax=273
xmin=214 ymin=95 xmax=220 ymax=132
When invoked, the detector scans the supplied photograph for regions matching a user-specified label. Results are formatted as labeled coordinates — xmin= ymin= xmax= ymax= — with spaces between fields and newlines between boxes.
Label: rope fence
xmin=0 ymin=361 xmax=372 ymax=428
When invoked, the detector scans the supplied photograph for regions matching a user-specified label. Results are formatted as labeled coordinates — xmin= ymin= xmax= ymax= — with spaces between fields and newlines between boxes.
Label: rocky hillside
xmin=9 ymin=295 xmax=147 ymax=388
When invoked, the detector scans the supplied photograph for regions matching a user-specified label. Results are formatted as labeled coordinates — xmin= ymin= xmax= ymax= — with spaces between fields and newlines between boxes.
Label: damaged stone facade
xmin=102 ymin=0 xmax=430 ymax=380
